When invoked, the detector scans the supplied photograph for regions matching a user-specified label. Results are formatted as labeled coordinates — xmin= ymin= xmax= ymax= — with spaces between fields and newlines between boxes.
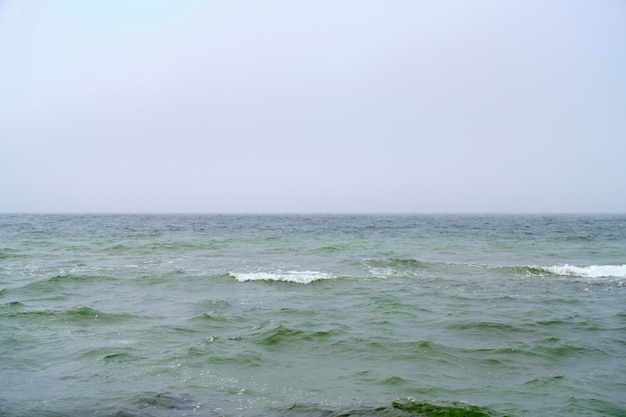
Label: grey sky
xmin=1 ymin=1 xmax=625 ymax=213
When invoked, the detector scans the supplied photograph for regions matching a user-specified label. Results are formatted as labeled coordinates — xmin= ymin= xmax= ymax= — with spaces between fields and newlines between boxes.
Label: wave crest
xmin=273 ymin=399 xmax=496 ymax=417
xmin=229 ymin=270 xmax=334 ymax=284
xmin=540 ymin=264 xmax=626 ymax=278
xmin=499 ymin=264 xmax=626 ymax=279
xmin=362 ymin=258 xmax=426 ymax=269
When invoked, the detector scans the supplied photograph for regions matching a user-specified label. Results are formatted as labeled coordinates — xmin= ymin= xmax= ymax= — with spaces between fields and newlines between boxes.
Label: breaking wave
xmin=498 ymin=264 xmax=626 ymax=279
xmin=229 ymin=270 xmax=335 ymax=284
xmin=539 ymin=264 xmax=626 ymax=278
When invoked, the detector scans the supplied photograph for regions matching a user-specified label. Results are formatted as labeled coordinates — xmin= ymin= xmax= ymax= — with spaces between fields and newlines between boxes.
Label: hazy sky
xmin=1 ymin=1 xmax=625 ymax=213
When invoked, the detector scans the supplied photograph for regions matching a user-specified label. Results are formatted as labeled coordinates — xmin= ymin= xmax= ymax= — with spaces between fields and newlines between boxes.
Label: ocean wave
xmin=271 ymin=399 xmax=497 ymax=417
xmin=4 ymin=306 xmax=136 ymax=323
xmin=498 ymin=264 xmax=626 ymax=279
xmin=362 ymin=258 xmax=426 ymax=269
xmin=361 ymin=258 xmax=427 ymax=278
xmin=539 ymin=264 xmax=626 ymax=278
xmin=22 ymin=394 xmax=498 ymax=417
xmin=249 ymin=324 xmax=333 ymax=347
xmin=229 ymin=270 xmax=334 ymax=284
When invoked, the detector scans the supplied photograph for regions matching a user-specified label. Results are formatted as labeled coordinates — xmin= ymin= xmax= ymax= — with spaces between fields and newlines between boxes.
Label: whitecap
xmin=229 ymin=270 xmax=334 ymax=284
xmin=542 ymin=264 xmax=626 ymax=278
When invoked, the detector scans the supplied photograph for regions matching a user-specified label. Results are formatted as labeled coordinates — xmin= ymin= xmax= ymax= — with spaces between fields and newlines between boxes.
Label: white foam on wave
xmin=229 ymin=270 xmax=334 ymax=284
xmin=543 ymin=264 xmax=626 ymax=278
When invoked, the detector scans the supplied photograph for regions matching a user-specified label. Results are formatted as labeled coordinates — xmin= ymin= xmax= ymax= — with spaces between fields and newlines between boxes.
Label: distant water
xmin=1 ymin=214 xmax=625 ymax=417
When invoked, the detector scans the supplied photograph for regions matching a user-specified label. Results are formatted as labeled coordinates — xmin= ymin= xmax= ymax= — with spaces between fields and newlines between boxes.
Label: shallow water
xmin=1 ymin=214 xmax=625 ymax=416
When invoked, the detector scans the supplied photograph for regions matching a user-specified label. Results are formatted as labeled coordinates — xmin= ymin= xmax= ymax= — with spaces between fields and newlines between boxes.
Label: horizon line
xmin=1 ymin=211 xmax=624 ymax=216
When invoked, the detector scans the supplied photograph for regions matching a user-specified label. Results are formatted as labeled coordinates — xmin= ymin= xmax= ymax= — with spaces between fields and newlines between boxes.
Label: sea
xmin=1 ymin=214 xmax=625 ymax=417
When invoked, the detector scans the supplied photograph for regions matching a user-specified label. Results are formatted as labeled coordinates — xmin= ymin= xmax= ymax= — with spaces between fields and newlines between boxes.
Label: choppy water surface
xmin=1 ymin=214 xmax=625 ymax=417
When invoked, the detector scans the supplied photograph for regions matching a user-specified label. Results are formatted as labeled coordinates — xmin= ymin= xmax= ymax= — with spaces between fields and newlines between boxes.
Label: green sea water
xmin=1 ymin=214 xmax=625 ymax=417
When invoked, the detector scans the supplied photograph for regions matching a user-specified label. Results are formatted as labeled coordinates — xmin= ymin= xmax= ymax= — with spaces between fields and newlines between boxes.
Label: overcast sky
xmin=1 ymin=1 xmax=625 ymax=213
